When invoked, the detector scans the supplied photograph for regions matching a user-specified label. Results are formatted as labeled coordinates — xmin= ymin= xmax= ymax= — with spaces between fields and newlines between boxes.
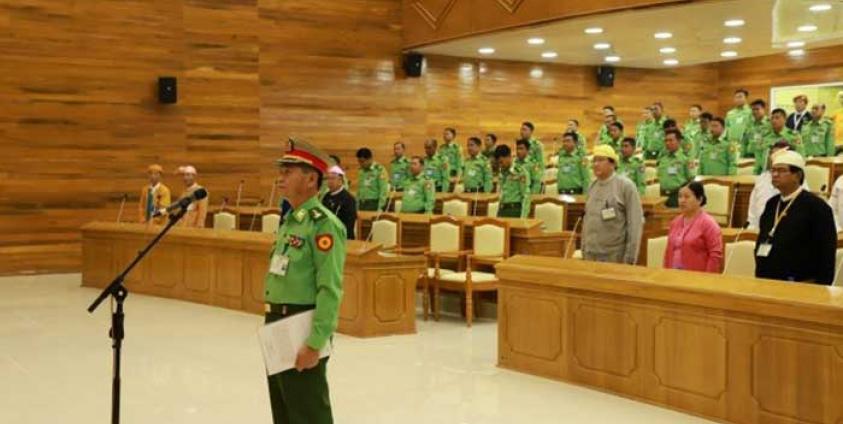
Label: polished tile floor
xmin=0 ymin=274 xmax=713 ymax=424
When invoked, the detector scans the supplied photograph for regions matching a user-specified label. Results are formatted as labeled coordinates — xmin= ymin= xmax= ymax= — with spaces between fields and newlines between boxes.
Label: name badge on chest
xmin=269 ymin=254 xmax=290 ymax=276
xmin=601 ymin=207 xmax=617 ymax=221
xmin=667 ymin=166 xmax=678 ymax=175
xmin=756 ymin=243 xmax=773 ymax=258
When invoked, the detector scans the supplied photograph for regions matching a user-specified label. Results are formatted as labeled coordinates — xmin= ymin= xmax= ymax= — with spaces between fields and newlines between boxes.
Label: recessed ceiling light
xmin=585 ymin=27 xmax=604 ymax=34
xmin=788 ymin=49 xmax=805 ymax=57
xmin=798 ymin=24 xmax=818 ymax=32
xmin=723 ymin=37 xmax=742 ymax=44
xmin=724 ymin=19 xmax=745 ymax=27
xmin=593 ymin=42 xmax=611 ymax=50
xmin=477 ymin=47 xmax=495 ymax=55
xmin=659 ymin=47 xmax=677 ymax=54
xmin=654 ymin=32 xmax=673 ymax=39
xmin=541 ymin=51 xmax=558 ymax=59
xmin=527 ymin=37 xmax=545 ymax=45
xmin=663 ymin=58 xmax=679 ymax=66
xmin=809 ymin=4 xmax=832 ymax=12
xmin=787 ymin=41 xmax=806 ymax=48
xmin=604 ymin=55 xmax=621 ymax=63
xmin=721 ymin=51 xmax=738 ymax=58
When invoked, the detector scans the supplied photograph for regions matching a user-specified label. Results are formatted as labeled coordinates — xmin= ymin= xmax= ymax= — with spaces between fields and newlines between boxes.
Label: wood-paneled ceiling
xmin=416 ymin=0 xmax=843 ymax=68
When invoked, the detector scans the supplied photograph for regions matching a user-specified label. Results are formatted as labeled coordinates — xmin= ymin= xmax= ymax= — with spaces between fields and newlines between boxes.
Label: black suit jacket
xmin=786 ymin=111 xmax=813 ymax=131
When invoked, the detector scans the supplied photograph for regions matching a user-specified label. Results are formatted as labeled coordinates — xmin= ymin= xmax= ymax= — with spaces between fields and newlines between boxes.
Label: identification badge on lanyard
xmin=562 ymin=165 xmax=572 ymax=173
xmin=601 ymin=207 xmax=617 ymax=221
xmin=757 ymin=243 xmax=773 ymax=258
xmin=269 ymin=254 xmax=290 ymax=276
xmin=811 ymin=135 xmax=820 ymax=144
xmin=667 ymin=166 xmax=678 ymax=175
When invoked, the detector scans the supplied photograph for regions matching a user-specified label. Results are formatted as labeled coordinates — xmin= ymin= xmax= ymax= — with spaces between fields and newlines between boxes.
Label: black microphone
xmin=153 ymin=188 xmax=208 ymax=217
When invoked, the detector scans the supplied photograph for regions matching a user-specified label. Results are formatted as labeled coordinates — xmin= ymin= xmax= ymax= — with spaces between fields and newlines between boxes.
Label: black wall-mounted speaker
xmin=158 ymin=76 xmax=177 ymax=104
xmin=596 ymin=66 xmax=615 ymax=88
xmin=403 ymin=52 xmax=424 ymax=77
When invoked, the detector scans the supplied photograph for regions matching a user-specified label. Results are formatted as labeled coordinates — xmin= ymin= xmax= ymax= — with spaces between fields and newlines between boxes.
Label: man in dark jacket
xmin=322 ymin=165 xmax=357 ymax=239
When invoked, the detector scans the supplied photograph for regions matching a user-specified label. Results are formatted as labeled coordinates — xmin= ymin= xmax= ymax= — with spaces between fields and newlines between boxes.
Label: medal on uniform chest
xmin=287 ymin=235 xmax=304 ymax=248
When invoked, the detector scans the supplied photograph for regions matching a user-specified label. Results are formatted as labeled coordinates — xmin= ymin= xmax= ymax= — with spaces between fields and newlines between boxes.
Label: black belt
xmin=266 ymin=303 xmax=315 ymax=317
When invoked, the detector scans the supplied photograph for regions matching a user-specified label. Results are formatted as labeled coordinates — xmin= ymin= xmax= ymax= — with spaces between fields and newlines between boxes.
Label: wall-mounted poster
xmin=770 ymin=82 xmax=843 ymax=147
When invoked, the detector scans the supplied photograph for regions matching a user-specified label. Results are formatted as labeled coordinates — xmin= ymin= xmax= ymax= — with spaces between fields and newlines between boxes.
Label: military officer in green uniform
xmin=725 ymin=89 xmax=752 ymax=148
xmin=682 ymin=105 xmax=703 ymax=157
xmin=355 ymin=148 xmax=388 ymax=211
xmin=495 ymin=144 xmax=531 ymax=218
xmin=602 ymin=122 xmax=624 ymax=153
xmin=754 ymin=108 xmax=805 ymax=175
xmin=617 ymin=137 xmax=646 ymax=195
xmin=697 ymin=117 xmax=737 ymax=176
xmin=462 ymin=136 xmax=493 ymax=192
xmin=400 ymin=156 xmax=435 ymax=214
xmin=389 ymin=142 xmax=411 ymax=191
xmin=742 ymin=99 xmax=772 ymax=159
xmin=642 ymin=102 xmax=669 ymax=160
xmin=635 ymin=106 xmax=654 ymax=152
xmin=565 ymin=119 xmax=588 ymax=155
xmin=520 ymin=121 xmax=545 ymax=169
xmin=556 ymin=132 xmax=591 ymax=195
xmin=515 ymin=139 xmax=543 ymax=194
xmin=266 ymin=137 xmax=346 ymax=424
xmin=423 ymin=139 xmax=451 ymax=192
xmin=658 ymin=129 xmax=695 ymax=207
xmin=596 ymin=107 xmax=619 ymax=148
xmin=440 ymin=127 xmax=463 ymax=179
xmin=802 ymin=103 xmax=836 ymax=157
xmin=482 ymin=133 xmax=500 ymax=174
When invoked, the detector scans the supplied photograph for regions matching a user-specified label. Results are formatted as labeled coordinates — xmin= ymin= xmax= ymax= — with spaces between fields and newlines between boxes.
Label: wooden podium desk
xmin=496 ymin=255 xmax=843 ymax=424
xmin=80 ymin=222 xmax=425 ymax=338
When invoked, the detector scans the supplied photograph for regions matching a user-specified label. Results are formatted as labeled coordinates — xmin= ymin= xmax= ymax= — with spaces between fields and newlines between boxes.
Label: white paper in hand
xmin=257 ymin=310 xmax=332 ymax=376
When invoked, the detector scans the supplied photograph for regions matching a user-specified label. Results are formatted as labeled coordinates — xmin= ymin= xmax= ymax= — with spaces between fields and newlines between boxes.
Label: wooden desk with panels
xmin=496 ymin=255 xmax=843 ymax=424
xmin=80 ymin=222 xmax=425 ymax=338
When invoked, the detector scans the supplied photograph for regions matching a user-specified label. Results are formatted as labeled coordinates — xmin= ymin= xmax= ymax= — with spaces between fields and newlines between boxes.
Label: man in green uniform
xmin=725 ymin=89 xmax=752 ymax=147
xmin=697 ymin=117 xmax=737 ymax=176
xmin=635 ymin=106 xmax=653 ymax=150
xmin=642 ymin=102 xmax=669 ymax=160
xmin=389 ymin=142 xmax=410 ymax=192
xmin=423 ymin=139 xmax=451 ymax=192
xmin=617 ymin=137 xmax=646 ymax=195
xmin=355 ymin=148 xmax=388 ymax=212
xmin=802 ymin=103 xmax=836 ymax=158
xmin=595 ymin=105 xmax=618 ymax=147
xmin=440 ymin=127 xmax=462 ymax=179
xmin=266 ymin=137 xmax=346 ymax=424
xmin=520 ymin=121 xmax=545 ymax=169
xmin=482 ymin=133 xmax=499 ymax=174
xmin=565 ymin=119 xmax=588 ymax=153
xmin=658 ymin=129 xmax=695 ymax=207
xmin=495 ymin=144 xmax=531 ymax=218
xmin=683 ymin=104 xmax=703 ymax=157
xmin=755 ymin=108 xmax=805 ymax=175
xmin=515 ymin=139 xmax=543 ymax=194
xmin=742 ymin=99 xmax=771 ymax=159
xmin=400 ymin=156 xmax=435 ymax=214
xmin=556 ymin=132 xmax=591 ymax=195
xmin=462 ymin=136 xmax=493 ymax=193
xmin=602 ymin=122 xmax=624 ymax=153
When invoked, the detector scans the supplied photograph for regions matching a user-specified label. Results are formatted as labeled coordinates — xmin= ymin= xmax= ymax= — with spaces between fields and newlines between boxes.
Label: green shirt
xmin=356 ymin=162 xmax=388 ymax=210
xmin=635 ymin=120 xmax=651 ymax=150
xmin=498 ymin=163 xmax=531 ymax=218
xmin=264 ymin=196 xmax=346 ymax=350
xmin=601 ymin=136 xmax=623 ymax=154
xmin=642 ymin=116 xmax=668 ymax=154
xmin=697 ymin=134 xmax=737 ymax=176
xmin=526 ymin=137 xmax=545 ymax=169
xmin=657 ymin=150 xmax=694 ymax=191
xmin=423 ymin=153 xmax=451 ymax=192
xmin=439 ymin=142 xmax=463 ymax=177
xmin=754 ymin=128 xmax=804 ymax=175
xmin=555 ymin=150 xmax=590 ymax=193
xmin=725 ymin=104 xmax=752 ymax=144
xmin=462 ymin=154 xmax=493 ymax=192
xmin=515 ymin=156 xmax=543 ymax=194
xmin=683 ymin=119 xmax=702 ymax=158
xmin=597 ymin=124 xmax=612 ymax=147
xmin=801 ymin=117 xmax=835 ymax=158
xmin=742 ymin=117 xmax=771 ymax=159
xmin=617 ymin=155 xmax=646 ymax=195
xmin=389 ymin=156 xmax=411 ymax=191
xmin=401 ymin=174 xmax=435 ymax=214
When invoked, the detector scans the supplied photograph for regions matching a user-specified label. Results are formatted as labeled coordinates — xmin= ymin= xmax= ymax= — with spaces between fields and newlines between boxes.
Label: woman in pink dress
xmin=663 ymin=181 xmax=723 ymax=272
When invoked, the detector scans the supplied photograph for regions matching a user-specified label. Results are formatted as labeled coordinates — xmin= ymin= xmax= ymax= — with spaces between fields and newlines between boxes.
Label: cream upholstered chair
xmin=213 ymin=209 xmax=237 ymax=231
xmin=453 ymin=183 xmax=465 ymax=194
xmin=532 ymin=198 xmax=566 ymax=233
xmin=261 ymin=212 xmax=281 ymax=234
xmin=644 ymin=166 xmax=658 ymax=183
xmin=433 ymin=218 xmax=509 ymax=326
xmin=370 ymin=214 xmax=401 ymax=249
xmin=644 ymin=182 xmax=661 ymax=199
xmin=805 ymin=164 xmax=831 ymax=196
xmin=543 ymin=182 xmax=558 ymax=195
xmin=486 ymin=200 xmax=500 ymax=217
xmin=737 ymin=158 xmax=755 ymax=176
xmin=423 ymin=216 xmax=465 ymax=320
xmin=543 ymin=167 xmax=557 ymax=182
xmin=723 ymin=240 xmax=757 ymax=277
xmin=646 ymin=236 xmax=668 ymax=269
xmin=702 ymin=180 xmax=735 ymax=226
xmin=442 ymin=197 xmax=469 ymax=217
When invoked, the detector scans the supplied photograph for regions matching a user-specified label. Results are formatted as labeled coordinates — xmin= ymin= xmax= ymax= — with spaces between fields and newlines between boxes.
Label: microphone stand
xmin=87 ymin=206 xmax=189 ymax=424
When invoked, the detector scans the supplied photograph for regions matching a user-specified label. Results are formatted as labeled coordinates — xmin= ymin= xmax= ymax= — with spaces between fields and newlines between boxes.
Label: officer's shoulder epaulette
xmin=309 ymin=206 xmax=327 ymax=221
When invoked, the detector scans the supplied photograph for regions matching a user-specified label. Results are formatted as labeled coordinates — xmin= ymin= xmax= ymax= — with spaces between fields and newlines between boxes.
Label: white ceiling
xmin=416 ymin=0 xmax=843 ymax=68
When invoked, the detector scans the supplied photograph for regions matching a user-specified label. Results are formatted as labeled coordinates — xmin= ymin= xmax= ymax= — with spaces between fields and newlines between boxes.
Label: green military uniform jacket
xmin=515 ymin=156 xmax=543 ymax=194
xmin=462 ymin=154 xmax=493 ymax=192
xmin=401 ymin=174 xmax=435 ymax=214
xmin=357 ymin=162 xmax=388 ymax=210
xmin=264 ymin=196 xmax=346 ymax=350
xmin=597 ymin=124 xmax=612 ymax=147
xmin=439 ymin=142 xmax=463 ymax=177
xmin=641 ymin=116 xmax=669 ymax=156
xmin=697 ymin=134 xmax=737 ymax=176
xmin=389 ymin=156 xmax=411 ymax=191
xmin=683 ymin=119 xmax=702 ymax=158
xmin=742 ymin=116 xmax=771 ymax=159
xmin=725 ymin=104 xmax=752 ymax=145
xmin=556 ymin=150 xmax=591 ymax=193
xmin=498 ymin=163 xmax=531 ymax=218
xmin=527 ymin=137 xmax=545 ymax=169
xmin=657 ymin=150 xmax=695 ymax=191
xmin=618 ymin=155 xmax=646 ymax=195
xmin=801 ymin=117 xmax=836 ymax=158
xmin=754 ymin=128 xmax=804 ymax=175
xmin=601 ymin=136 xmax=623 ymax=154
xmin=423 ymin=153 xmax=451 ymax=192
